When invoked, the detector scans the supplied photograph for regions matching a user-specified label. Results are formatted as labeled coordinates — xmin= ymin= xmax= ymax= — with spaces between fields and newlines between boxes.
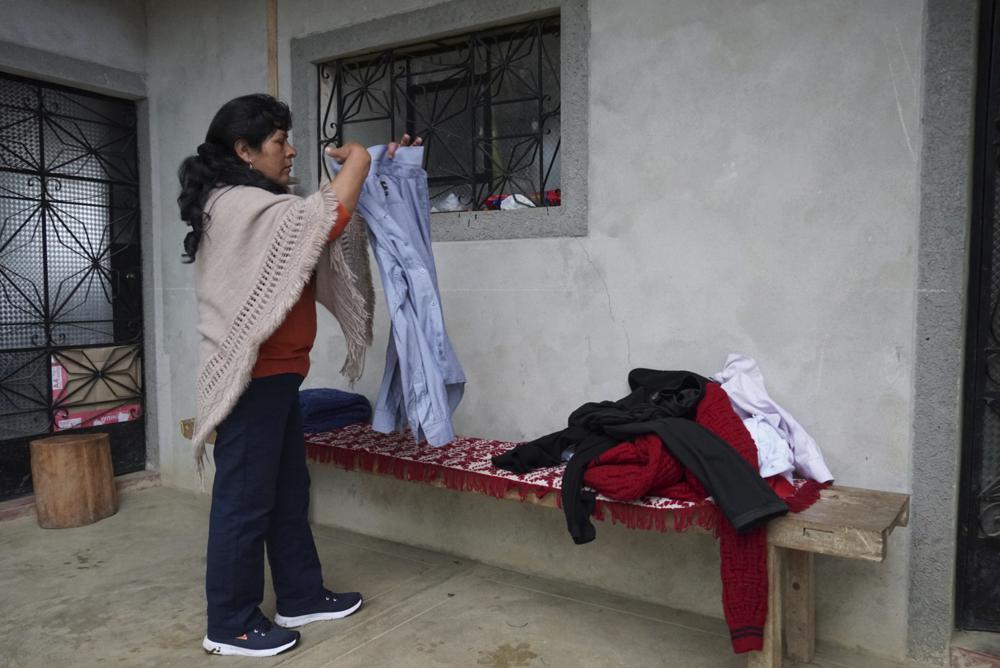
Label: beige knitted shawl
xmin=191 ymin=184 xmax=374 ymax=473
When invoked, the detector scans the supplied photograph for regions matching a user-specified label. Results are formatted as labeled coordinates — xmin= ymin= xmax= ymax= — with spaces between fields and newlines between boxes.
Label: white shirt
xmin=712 ymin=354 xmax=833 ymax=483
xmin=742 ymin=415 xmax=795 ymax=482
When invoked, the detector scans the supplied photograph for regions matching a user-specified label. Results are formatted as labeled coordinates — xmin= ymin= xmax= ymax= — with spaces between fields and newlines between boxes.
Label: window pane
xmin=0 ymin=351 xmax=50 ymax=440
xmin=319 ymin=16 xmax=561 ymax=212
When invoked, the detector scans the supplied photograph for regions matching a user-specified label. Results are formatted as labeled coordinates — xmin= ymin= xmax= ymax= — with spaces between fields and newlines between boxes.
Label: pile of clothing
xmin=492 ymin=354 xmax=832 ymax=654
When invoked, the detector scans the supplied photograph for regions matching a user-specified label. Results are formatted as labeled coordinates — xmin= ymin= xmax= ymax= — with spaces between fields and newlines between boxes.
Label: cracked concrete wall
xmin=144 ymin=0 xmax=273 ymax=487
xmin=145 ymin=0 xmax=927 ymax=659
xmin=0 ymin=0 xmax=146 ymax=73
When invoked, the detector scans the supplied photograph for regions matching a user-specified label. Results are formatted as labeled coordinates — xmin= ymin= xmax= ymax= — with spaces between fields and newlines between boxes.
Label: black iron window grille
xmin=318 ymin=16 xmax=561 ymax=213
xmin=0 ymin=72 xmax=144 ymax=500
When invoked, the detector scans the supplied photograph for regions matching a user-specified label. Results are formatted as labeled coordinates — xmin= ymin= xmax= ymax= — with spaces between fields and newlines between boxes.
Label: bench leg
xmin=784 ymin=551 xmax=815 ymax=663
xmin=747 ymin=544 xmax=784 ymax=668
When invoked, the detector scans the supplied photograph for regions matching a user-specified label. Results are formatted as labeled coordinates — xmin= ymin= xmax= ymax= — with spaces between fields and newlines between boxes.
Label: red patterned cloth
xmin=303 ymin=424 xmax=716 ymax=531
xmin=303 ymin=422 xmax=822 ymax=535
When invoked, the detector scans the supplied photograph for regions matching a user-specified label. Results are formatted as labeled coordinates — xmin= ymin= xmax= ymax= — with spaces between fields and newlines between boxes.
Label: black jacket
xmin=492 ymin=369 xmax=787 ymax=544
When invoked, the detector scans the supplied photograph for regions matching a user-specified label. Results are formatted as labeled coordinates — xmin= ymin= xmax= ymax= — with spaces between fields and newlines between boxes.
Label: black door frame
xmin=958 ymin=0 xmax=1000 ymax=632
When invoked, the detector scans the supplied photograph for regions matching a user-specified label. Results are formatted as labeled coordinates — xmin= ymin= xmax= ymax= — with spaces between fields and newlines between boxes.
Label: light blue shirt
xmin=329 ymin=145 xmax=465 ymax=445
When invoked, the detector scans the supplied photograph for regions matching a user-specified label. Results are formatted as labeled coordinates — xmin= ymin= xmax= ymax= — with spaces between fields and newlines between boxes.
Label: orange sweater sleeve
xmin=328 ymin=202 xmax=352 ymax=241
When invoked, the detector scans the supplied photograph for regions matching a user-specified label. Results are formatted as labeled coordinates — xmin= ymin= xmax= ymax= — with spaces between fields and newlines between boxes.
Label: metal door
xmin=0 ymin=72 xmax=144 ymax=500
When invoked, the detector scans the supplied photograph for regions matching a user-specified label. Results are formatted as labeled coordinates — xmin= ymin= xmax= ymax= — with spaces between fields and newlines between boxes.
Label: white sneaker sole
xmin=202 ymin=635 xmax=298 ymax=657
xmin=274 ymin=598 xmax=363 ymax=628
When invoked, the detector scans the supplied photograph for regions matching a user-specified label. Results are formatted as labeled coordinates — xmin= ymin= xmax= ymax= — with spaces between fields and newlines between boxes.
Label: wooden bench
xmin=179 ymin=418 xmax=908 ymax=668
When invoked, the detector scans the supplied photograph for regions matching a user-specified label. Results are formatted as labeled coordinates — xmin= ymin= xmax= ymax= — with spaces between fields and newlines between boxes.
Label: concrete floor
xmin=1 ymin=486 xmax=932 ymax=668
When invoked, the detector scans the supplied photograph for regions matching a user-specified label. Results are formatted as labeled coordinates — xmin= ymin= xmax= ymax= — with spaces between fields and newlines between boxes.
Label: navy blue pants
xmin=206 ymin=373 xmax=324 ymax=636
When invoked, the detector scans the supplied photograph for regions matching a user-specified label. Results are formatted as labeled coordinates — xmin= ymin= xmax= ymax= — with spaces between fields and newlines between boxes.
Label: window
xmin=292 ymin=0 xmax=587 ymax=241
xmin=318 ymin=16 xmax=561 ymax=213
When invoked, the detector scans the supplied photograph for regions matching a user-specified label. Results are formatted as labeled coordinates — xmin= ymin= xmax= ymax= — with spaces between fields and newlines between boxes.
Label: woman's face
xmin=236 ymin=129 xmax=296 ymax=186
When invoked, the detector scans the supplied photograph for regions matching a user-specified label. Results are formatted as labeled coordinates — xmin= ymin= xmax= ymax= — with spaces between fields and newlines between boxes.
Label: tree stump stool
xmin=29 ymin=433 xmax=118 ymax=528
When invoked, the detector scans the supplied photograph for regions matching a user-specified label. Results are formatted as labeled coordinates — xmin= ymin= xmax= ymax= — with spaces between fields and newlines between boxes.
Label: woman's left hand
xmin=387 ymin=134 xmax=422 ymax=159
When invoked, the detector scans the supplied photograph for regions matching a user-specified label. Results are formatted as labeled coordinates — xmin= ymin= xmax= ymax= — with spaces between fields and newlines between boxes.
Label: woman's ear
xmin=234 ymin=139 xmax=252 ymax=166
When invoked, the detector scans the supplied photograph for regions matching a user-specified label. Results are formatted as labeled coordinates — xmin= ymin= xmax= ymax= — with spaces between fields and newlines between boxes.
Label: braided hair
xmin=177 ymin=94 xmax=292 ymax=262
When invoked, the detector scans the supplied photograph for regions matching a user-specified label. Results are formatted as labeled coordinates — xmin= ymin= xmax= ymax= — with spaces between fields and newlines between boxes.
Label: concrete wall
xmin=144 ymin=0 xmax=928 ymax=660
xmin=0 ymin=0 xmax=145 ymax=73
xmin=144 ymin=0 xmax=273 ymax=489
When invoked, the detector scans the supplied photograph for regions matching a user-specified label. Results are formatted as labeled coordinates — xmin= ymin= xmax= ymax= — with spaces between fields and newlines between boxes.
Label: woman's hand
xmin=387 ymin=134 xmax=422 ymax=159
xmin=325 ymin=141 xmax=368 ymax=165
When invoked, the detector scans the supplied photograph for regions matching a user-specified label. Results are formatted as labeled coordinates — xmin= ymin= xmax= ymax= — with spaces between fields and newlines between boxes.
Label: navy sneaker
xmin=274 ymin=589 xmax=363 ymax=628
xmin=202 ymin=616 xmax=299 ymax=657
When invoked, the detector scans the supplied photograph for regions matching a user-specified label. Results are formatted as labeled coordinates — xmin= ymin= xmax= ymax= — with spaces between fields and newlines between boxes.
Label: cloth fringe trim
xmin=305 ymin=441 xmax=830 ymax=535
xmin=323 ymin=202 xmax=374 ymax=383
xmin=304 ymin=442 xmax=554 ymax=503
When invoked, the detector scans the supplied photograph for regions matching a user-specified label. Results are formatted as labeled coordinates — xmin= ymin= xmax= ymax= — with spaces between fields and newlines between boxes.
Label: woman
xmin=178 ymin=93 xmax=417 ymax=657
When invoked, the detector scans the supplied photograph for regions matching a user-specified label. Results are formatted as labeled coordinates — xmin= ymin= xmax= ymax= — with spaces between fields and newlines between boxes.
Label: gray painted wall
xmin=144 ymin=0 xmax=275 ymax=485
xmin=0 ymin=0 xmax=145 ymax=73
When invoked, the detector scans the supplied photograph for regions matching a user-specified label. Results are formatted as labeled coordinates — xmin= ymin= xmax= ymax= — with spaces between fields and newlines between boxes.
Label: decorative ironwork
xmin=966 ymin=115 xmax=1000 ymax=540
xmin=979 ymin=474 xmax=1000 ymax=536
xmin=0 ymin=72 xmax=144 ymax=500
xmin=318 ymin=16 xmax=561 ymax=212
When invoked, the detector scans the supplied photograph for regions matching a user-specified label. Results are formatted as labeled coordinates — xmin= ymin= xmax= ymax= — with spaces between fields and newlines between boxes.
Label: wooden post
xmin=747 ymin=544 xmax=784 ymax=668
xmin=784 ymin=550 xmax=815 ymax=662
xmin=267 ymin=0 xmax=278 ymax=97
xmin=29 ymin=433 xmax=118 ymax=528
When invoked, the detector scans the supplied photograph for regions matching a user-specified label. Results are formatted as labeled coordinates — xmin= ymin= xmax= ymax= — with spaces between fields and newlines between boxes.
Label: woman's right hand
xmin=325 ymin=142 xmax=369 ymax=165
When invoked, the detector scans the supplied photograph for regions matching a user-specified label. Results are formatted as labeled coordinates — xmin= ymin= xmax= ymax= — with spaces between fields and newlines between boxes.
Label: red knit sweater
xmin=583 ymin=382 xmax=767 ymax=653
xmin=694 ymin=382 xmax=768 ymax=654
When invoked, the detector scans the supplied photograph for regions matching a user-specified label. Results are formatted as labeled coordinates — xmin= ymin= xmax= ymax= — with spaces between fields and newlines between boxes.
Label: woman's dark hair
xmin=177 ymin=93 xmax=292 ymax=262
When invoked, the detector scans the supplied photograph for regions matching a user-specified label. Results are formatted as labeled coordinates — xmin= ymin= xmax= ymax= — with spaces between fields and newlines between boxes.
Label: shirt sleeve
xmin=328 ymin=201 xmax=352 ymax=242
